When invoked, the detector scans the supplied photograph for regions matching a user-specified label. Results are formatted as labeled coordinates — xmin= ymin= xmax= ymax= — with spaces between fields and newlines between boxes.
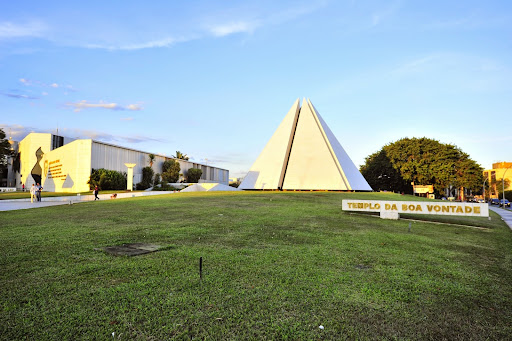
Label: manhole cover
xmin=355 ymin=264 xmax=372 ymax=270
xmin=97 ymin=243 xmax=163 ymax=256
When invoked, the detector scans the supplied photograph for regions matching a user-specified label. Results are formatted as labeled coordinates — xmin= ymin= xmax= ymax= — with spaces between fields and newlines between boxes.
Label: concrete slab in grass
xmin=98 ymin=243 xmax=163 ymax=256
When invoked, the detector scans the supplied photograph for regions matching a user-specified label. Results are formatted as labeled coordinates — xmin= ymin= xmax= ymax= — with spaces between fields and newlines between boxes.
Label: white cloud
xmin=19 ymin=78 xmax=75 ymax=91
xmin=1 ymin=124 xmax=163 ymax=145
xmin=1 ymin=92 xmax=39 ymax=100
xmin=82 ymin=36 xmax=193 ymax=51
xmin=208 ymin=21 xmax=259 ymax=37
xmin=120 ymin=117 xmax=134 ymax=121
xmin=390 ymin=55 xmax=438 ymax=76
xmin=0 ymin=21 xmax=47 ymax=39
xmin=66 ymin=100 xmax=143 ymax=112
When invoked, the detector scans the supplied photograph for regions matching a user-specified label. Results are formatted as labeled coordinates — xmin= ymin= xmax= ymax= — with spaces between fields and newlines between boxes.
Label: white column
xmin=125 ymin=163 xmax=136 ymax=191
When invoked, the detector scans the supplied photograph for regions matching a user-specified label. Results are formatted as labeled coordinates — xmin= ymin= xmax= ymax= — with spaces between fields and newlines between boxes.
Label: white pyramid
xmin=239 ymin=98 xmax=372 ymax=191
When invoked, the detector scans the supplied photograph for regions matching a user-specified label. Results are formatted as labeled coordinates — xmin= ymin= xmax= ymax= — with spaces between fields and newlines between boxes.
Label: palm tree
xmin=148 ymin=154 xmax=155 ymax=167
xmin=173 ymin=151 xmax=189 ymax=161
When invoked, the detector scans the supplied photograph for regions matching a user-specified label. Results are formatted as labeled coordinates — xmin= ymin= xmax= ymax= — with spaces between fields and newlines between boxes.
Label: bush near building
xmin=88 ymin=168 xmax=127 ymax=190
xmin=162 ymin=160 xmax=180 ymax=183
xmin=136 ymin=167 xmax=154 ymax=190
xmin=186 ymin=168 xmax=202 ymax=183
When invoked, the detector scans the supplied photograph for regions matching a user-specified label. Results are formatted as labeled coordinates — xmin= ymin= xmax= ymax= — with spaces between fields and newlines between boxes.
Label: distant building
xmin=483 ymin=162 xmax=512 ymax=198
xmin=4 ymin=132 xmax=229 ymax=192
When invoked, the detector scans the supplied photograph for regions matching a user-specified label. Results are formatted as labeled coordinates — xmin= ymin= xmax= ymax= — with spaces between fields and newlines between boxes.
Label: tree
xmin=360 ymin=137 xmax=483 ymax=196
xmin=162 ymin=159 xmax=180 ymax=183
xmin=360 ymin=149 xmax=411 ymax=193
xmin=88 ymin=168 xmax=127 ymax=190
xmin=173 ymin=151 xmax=189 ymax=161
xmin=491 ymin=178 xmax=511 ymax=197
xmin=136 ymin=166 xmax=154 ymax=190
xmin=186 ymin=168 xmax=202 ymax=183
xmin=148 ymin=154 xmax=155 ymax=167
xmin=0 ymin=128 xmax=14 ymax=177
xmin=153 ymin=173 xmax=161 ymax=187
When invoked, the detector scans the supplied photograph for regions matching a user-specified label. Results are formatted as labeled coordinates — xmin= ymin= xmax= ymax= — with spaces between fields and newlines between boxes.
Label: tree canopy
xmin=0 ymin=128 xmax=14 ymax=176
xmin=186 ymin=168 xmax=202 ymax=183
xmin=360 ymin=137 xmax=483 ymax=195
xmin=162 ymin=159 xmax=181 ymax=183
xmin=173 ymin=151 xmax=189 ymax=160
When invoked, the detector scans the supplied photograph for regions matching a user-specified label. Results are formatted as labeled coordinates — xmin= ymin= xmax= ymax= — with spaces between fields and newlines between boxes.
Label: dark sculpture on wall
xmin=31 ymin=147 xmax=44 ymax=184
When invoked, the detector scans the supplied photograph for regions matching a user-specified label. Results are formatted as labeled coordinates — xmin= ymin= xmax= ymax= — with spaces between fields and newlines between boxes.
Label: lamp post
xmin=502 ymin=165 xmax=512 ymax=208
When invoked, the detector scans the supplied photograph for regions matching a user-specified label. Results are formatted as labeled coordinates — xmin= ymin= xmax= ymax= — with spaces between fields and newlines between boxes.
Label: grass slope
xmin=1 ymin=192 xmax=511 ymax=340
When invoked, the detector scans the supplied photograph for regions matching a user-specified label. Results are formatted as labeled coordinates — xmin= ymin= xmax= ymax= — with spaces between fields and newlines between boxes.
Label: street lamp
xmin=483 ymin=177 xmax=488 ymax=202
xmin=502 ymin=165 xmax=512 ymax=208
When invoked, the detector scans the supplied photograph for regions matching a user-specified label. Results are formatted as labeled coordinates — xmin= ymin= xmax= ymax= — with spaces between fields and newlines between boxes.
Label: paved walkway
xmin=489 ymin=206 xmax=512 ymax=230
xmin=0 ymin=191 xmax=175 ymax=212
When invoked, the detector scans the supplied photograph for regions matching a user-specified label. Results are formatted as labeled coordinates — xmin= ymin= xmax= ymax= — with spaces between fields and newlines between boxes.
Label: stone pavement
xmin=489 ymin=206 xmax=512 ymax=230
xmin=0 ymin=191 xmax=175 ymax=212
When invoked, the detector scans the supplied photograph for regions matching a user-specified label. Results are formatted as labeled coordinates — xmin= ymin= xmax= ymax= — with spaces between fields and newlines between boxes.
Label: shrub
xmin=153 ymin=173 xmax=161 ymax=187
xmin=162 ymin=160 xmax=180 ymax=183
xmin=505 ymin=190 xmax=512 ymax=201
xmin=153 ymin=181 xmax=180 ymax=191
xmin=88 ymin=168 xmax=127 ymax=190
xmin=186 ymin=168 xmax=202 ymax=183
xmin=136 ymin=166 xmax=154 ymax=190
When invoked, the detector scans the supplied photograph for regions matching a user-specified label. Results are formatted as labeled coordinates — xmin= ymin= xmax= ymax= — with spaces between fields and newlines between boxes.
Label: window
xmin=52 ymin=135 xmax=64 ymax=150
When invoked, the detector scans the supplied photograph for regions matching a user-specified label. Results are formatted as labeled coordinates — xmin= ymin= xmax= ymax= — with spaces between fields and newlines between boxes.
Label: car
xmin=490 ymin=198 xmax=500 ymax=205
xmin=477 ymin=198 xmax=485 ymax=203
xmin=499 ymin=199 xmax=510 ymax=208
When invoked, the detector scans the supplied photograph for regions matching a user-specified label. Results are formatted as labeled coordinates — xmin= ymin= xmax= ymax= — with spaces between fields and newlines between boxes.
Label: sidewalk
xmin=0 ymin=191 xmax=175 ymax=212
xmin=489 ymin=206 xmax=512 ymax=230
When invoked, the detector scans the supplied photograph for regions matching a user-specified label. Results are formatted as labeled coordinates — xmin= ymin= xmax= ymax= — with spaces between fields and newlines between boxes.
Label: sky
xmin=1 ymin=0 xmax=511 ymax=178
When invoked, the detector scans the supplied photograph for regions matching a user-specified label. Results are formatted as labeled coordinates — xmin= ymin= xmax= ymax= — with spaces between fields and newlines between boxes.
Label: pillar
xmin=125 ymin=163 xmax=136 ymax=191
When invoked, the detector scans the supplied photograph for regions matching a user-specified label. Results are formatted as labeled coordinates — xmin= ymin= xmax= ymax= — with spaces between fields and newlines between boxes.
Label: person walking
xmin=94 ymin=186 xmax=100 ymax=200
xmin=36 ymin=183 xmax=43 ymax=202
xmin=30 ymin=184 xmax=36 ymax=203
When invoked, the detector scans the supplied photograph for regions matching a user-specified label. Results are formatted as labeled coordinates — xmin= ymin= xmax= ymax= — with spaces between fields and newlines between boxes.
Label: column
xmin=125 ymin=163 xmax=136 ymax=191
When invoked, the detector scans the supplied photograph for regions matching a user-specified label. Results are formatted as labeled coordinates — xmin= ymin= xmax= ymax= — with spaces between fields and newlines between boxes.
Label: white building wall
xmin=91 ymin=141 xmax=229 ymax=186
xmin=91 ymin=141 xmax=148 ymax=184
xmin=42 ymin=139 xmax=92 ymax=193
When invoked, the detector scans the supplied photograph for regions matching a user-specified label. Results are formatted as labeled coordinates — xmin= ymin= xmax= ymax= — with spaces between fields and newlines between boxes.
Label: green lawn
xmin=1 ymin=191 xmax=511 ymax=340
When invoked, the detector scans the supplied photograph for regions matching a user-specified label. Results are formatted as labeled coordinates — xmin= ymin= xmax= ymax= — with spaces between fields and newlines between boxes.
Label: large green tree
xmin=361 ymin=137 xmax=483 ymax=196
xmin=0 ymin=128 xmax=14 ymax=177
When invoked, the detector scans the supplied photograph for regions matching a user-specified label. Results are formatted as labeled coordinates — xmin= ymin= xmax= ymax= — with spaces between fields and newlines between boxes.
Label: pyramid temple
xmin=239 ymin=98 xmax=372 ymax=191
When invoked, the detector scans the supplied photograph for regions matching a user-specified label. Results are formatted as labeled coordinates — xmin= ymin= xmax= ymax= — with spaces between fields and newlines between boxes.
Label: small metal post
xmin=199 ymin=257 xmax=203 ymax=280
xmin=408 ymin=222 xmax=411 ymax=232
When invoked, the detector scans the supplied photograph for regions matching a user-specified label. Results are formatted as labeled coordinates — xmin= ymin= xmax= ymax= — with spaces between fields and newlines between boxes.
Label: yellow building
xmin=483 ymin=162 xmax=512 ymax=198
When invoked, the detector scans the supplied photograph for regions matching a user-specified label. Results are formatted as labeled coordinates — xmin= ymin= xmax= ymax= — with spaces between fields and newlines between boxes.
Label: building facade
xmin=483 ymin=162 xmax=512 ymax=198
xmin=6 ymin=133 xmax=229 ymax=192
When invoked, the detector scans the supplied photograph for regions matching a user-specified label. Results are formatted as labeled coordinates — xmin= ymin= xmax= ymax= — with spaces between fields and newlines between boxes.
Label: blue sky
xmin=1 ymin=1 xmax=511 ymax=177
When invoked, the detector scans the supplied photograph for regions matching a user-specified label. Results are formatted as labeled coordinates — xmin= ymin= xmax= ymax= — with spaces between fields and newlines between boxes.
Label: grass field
xmin=1 ymin=191 xmax=511 ymax=340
